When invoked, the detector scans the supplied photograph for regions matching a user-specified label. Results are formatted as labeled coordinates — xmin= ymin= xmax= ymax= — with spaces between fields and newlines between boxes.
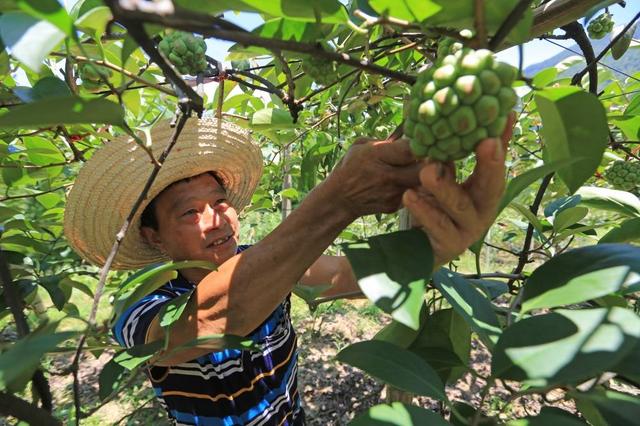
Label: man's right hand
xmin=324 ymin=136 xmax=423 ymax=219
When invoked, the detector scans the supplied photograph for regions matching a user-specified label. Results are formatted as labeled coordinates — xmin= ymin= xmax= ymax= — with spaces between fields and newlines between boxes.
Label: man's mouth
xmin=208 ymin=234 xmax=232 ymax=248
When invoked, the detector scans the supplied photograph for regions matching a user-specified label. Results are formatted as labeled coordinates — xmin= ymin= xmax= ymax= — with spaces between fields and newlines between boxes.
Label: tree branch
xmin=562 ymin=22 xmax=597 ymax=93
xmin=0 ymin=392 xmax=61 ymax=426
xmin=104 ymin=1 xmax=416 ymax=84
xmin=489 ymin=0 xmax=536 ymax=50
xmin=572 ymin=12 xmax=640 ymax=88
xmin=70 ymin=112 xmax=192 ymax=424
xmin=508 ymin=173 xmax=553 ymax=290
xmin=0 ymin=183 xmax=73 ymax=202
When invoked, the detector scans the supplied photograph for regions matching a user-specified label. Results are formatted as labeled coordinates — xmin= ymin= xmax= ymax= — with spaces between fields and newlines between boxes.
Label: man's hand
xmin=402 ymin=113 xmax=515 ymax=268
xmin=324 ymin=136 xmax=422 ymax=219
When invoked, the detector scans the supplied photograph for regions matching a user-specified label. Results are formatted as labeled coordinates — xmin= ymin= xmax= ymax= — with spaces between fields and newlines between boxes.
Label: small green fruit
xmin=448 ymin=106 xmax=477 ymax=136
xmin=474 ymin=95 xmax=500 ymax=126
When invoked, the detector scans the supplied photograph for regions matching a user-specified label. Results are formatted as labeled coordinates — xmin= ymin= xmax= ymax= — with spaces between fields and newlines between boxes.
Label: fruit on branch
xmin=435 ymin=29 xmax=473 ymax=65
xmin=604 ymin=160 xmax=640 ymax=191
xmin=405 ymin=49 xmax=518 ymax=161
xmin=78 ymin=63 xmax=112 ymax=89
xmin=158 ymin=31 xmax=208 ymax=75
xmin=301 ymin=54 xmax=337 ymax=86
xmin=587 ymin=13 xmax=614 ymax=40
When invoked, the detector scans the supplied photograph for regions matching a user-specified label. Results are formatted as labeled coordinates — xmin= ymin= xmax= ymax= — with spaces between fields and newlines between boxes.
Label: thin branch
xmin=50 ymin=53 xmax=176 ymax=97
xmin=508 ymin=173 xmax=553 ymax=290
xmin=461 ymin=272 xmax=525 ymax=280
xmin=274 ymin=50 xmax=300 ymax=122
xmin=474 ymin=0 xmax=488 ymax=48
xmin=0 ymin=246 xmax=54 ymax=412
xmin=105 ymin=1 xmax=416 ymax=84
xmin=308 ymin=290 xmax=365 ymax=310
xmin=70 ymin=112 xmax=191 ymax=425
xmin=562 ymin=22 xmax=597 ymax=93
xmin=489 ymin=0 xmax=536 ymax=50
xmin=0 ymin=392 xmax=61 ymax=426
xmin=337 ymin=72 xmax=362 ymax=140
xmin=483 ymin=241 xmax=520 ymax=256
xmin=0 ymin=183 xmax=72 ymax=202
xmin=572 ymin=12 xmax=640 ymax=86
xmin=233 ymin=69 xmax=285 ymax=99
xmin=542 ymin=38 xmax=640 ymax=83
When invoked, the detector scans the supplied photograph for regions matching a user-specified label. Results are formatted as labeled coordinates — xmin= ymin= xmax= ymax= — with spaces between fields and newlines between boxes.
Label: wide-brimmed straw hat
xmin=64 ymin=117 xmax=263 ymax=270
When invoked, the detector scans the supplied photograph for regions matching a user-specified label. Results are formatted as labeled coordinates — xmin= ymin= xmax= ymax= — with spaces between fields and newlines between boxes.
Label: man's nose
xmin=202 ymin=204 xmax=222 ymax=229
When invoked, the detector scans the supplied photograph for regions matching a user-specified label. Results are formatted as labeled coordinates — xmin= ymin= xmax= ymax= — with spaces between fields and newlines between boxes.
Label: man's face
xmin=141 ymin=173 xmax=240 ymax=266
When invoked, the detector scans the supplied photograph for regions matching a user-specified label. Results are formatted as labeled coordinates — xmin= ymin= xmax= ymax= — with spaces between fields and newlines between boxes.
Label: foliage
xmin=0 ymin=0 xmax=640 ymax=425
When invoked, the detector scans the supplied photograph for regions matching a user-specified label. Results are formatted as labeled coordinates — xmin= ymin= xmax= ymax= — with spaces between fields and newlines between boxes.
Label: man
xmin=64 ymin=116 xmax=512 ymax=425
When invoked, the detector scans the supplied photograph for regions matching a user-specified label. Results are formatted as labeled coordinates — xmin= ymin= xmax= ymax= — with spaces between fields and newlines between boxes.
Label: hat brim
xmin=64 ymin=118 xmax=263 ymax=270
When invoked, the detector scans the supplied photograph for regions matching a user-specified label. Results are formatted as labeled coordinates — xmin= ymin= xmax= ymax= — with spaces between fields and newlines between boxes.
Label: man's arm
xmin=299 ymin=255 xmax=362 ymax=299
xmin=147 ymin=139 xmax=421 ymax=365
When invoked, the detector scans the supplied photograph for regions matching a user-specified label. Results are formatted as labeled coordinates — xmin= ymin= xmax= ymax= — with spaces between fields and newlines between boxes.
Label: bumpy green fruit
xmin=158 ymin=31 xmax=207 ymax=75
xmin=604 ymin=161 xmax=640 ymax=191
xmin=301 ymin=54 xmax=336 ymax=86
xmin=78 ymin=63 xmax=112 ymax=89
xmin=405 ymin=48 xmax=517 ymax=161
xmin=588 ymin=13 xmax=614 ymax=40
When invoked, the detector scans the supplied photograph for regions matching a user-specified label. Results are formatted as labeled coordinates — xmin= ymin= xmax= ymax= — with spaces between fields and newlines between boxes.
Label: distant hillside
xmin=524 ymin=25 xmax=640 ymax=81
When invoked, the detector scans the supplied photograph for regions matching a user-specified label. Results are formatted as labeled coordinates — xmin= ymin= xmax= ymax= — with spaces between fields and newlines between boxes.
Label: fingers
xmin=388 ymin=162 xmax=423 ymax=188
xmin=403 ymin=188 xmax=458 ymax=246
xmin=371 ymin=138 xmax=417 ymax=166
xmin=416 ymin=161 xmax=478 ymax=226
xmin=465 ymin=137 xmax=506 ymax=213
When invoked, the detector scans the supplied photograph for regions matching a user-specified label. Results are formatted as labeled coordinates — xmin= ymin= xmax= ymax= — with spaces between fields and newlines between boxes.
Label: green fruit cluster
xmin=405 ymin=49 xmax=518 ymax=161
xmin=301 ymin=55 xmax=336 ymax=86
xmin=604 ymin=160 xmax=640 ymax=191
xmin=587 ymin=13 xmax=614 ymax=39
xmin=158 ymin=32 xmax=207 ymax=75
xmin=78 ymin=63 xmax=112 ymax=89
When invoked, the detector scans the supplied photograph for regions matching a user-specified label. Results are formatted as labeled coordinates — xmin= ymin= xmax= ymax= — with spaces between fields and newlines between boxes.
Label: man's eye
xmin=215 ymin=198 xmax=228 ymax=205
xmin=182 ymin=209 xmax=198 ymax=216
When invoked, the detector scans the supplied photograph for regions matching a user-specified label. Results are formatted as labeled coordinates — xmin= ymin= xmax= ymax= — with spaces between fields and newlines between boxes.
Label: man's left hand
xmin=402 ymin=113 xmax=515 ymax=268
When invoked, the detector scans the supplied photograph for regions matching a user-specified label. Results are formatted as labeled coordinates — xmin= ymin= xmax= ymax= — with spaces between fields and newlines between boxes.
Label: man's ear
xmin=140 ymin=226 xmax=164 ymax=251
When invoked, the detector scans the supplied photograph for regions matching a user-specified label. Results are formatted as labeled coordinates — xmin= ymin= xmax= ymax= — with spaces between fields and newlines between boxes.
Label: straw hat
xmin=64 ymin=117 xmax=263 ymax=270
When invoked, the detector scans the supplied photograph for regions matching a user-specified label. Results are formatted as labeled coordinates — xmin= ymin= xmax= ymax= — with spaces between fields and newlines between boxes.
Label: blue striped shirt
xmin=112 ymin=245 xmax=304 ymax=425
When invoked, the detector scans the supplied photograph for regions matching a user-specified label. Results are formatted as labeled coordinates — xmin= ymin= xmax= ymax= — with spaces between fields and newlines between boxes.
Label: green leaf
xmin=121 ymin=34 xmax=138 ymax=68
xmin=599 ymin=217 xmax=640 ymax=243
xmin=113 ymin=340 xmax=164 ymax=370
xmin=164 ymin=333 xmax=260 ymax=356
xmin=24 ymin=136 xmax=65 ymax=165
xmin=113 ymin=260 xmax=216 ymax=319
xmin=75 ymin=5 xmax=112 ymax=38
xmin=16 ymin=0 xmax=73 ymax=35
xmin=492 ymin=307 xmax=640 ymax=387
xmin=522 ymin=243 xmax=640 ymax=312
xmin=536 ymin=87 xmax=608 ymax=194
xmin=279 ymin=187 xmax=299 ymax=200
xmin=577 ymin=186 xmax=640 ymax=218
xmin=350 ymin=402 xmax=449 ymax=426
xmin=522 ymin=265 xmax=631 ymax=313
xmin=175 ymin=0 xmax=349 ymax=24
xmin=612 ymin=340 xmax=640 ymax=386
xmin=431 ymin=269 xmax=501 ymax=349
xmin=626 ymin=94 xmax=640 ymax=116
xmin=368 ymin=0 xmax=442 ymax=22
xmin=292 ymin=283 xmax=331 ymax=304
xmin=409 ymin=308 xmax=470 ymax=383
xmin=250 ymin=108 xmax=297 ymax=130
xmin=336 ymin=340 xmax=446 ymax=400
xmin=98 ymin=358 xmax=127 ymax=400
xmin=532 ymin=68 xmax=558 ymax=87
xmin=509 ymin=202 xmax=545 ymax=235
xmin=0 ymin=11 xmax=65 ymax=72
xmin=553 ymin=206 xmax=588 ymax=232
xmin=571 ymin=389 xmax=640 ymax=426
xmin=424 ymin=0 xmax=533 ymax=45
xmin=468 ymin=278 xmax=509 ymax=299
xmin=158 ymin=290 xmax=193 ymax=329
xmin=611 ymin=22 xmax=638 ymax=60
xmin=0 ymin=322 xmax=76 ymax=392
xmin=31 ymin=76 xmax=72 ymax=100
xmin=0 ymin=96 xmax=125 ymax=128
xmin=506 ymin=407 xmax=587 ymax=426
xmin=342 ymin=229 xmax=433 ymax=330
xmin=471 ymin=159 xmax=578 ymax=255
